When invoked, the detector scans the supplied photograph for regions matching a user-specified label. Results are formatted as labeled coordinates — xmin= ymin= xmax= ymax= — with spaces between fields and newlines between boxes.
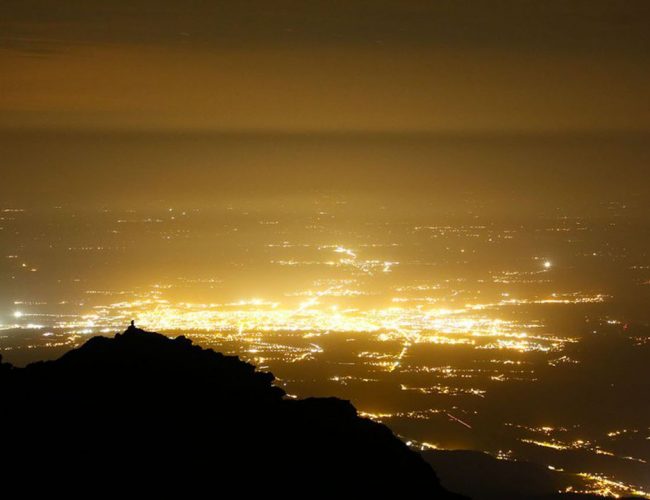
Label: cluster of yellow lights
xmin=566 ymin=473 xmax=649 ymax=499
xmin=401 ymin=383 xmax=486 ymax=398
xmin=267 ymin=245 xmax=401 ymax=275
xmin=521 ymin=438 xmax=646 ymax=464
xmin=8 ymin=293 xmax=577 ymax=356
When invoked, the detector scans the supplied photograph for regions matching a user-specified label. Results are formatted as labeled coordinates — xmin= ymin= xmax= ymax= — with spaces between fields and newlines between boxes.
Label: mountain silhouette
xmin=0 ymin=325 xmax=464 ymax=497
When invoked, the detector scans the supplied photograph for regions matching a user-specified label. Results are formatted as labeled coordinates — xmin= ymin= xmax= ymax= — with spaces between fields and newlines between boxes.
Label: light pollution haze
xmin=1 ymin=0 xmax=650 ymax=133
xmin=1 ymin=1 xmax=650 ymax=210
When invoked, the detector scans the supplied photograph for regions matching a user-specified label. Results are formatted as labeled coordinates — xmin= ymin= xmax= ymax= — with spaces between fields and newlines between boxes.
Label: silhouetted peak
xmin=1 ymin=325 xmax=463 ymax=498
xmin=124 ymin=321 xmax=145 ymax=334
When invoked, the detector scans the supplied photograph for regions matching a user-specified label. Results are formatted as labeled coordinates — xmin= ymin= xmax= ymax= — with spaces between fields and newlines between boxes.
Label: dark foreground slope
xmin=0 ymin=325 xmax=462 ymax=497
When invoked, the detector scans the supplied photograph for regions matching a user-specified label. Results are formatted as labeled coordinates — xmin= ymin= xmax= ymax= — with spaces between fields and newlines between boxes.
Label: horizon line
xmin=2 ymin=125 xmax=650 ymax=139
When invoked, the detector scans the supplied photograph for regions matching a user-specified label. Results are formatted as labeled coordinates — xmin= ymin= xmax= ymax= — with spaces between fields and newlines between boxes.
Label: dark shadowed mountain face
xmin=0 ymin=326 xmax=462 ymax=497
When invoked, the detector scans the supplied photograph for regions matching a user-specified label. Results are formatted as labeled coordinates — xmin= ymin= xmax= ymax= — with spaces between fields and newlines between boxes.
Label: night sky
xmin=2 ymin=2 xmax=650 ymax=208
xmin=2 ymin=1 xmax=650 ymax=133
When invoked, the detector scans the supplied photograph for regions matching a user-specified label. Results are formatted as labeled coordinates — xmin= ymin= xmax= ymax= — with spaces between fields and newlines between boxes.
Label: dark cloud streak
xmin=2 ymin=0 xmax=650 ymax=54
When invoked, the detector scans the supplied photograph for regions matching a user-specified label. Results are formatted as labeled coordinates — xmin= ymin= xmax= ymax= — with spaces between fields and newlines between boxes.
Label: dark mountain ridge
xmin=0 ymin=325 xmax=462 ymax=497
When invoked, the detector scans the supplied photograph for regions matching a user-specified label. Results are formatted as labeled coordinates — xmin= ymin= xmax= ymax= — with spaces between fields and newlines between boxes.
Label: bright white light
xmin=544 ymin=261 xmax=552 ymax=269
xmin=13 ymin=311 xmax=23 ymax=318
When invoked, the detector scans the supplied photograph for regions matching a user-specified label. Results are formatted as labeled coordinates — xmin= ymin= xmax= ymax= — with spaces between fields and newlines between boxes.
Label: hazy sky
xmin=2 ymin=0 xmax=650 ymax=133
